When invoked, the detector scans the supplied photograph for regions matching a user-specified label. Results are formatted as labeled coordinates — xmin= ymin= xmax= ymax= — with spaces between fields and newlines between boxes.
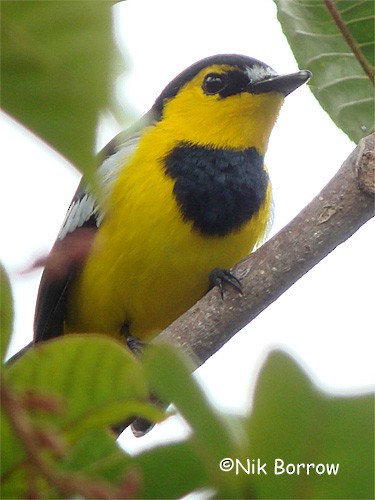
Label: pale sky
xmin=1 ymin=0 xmax=373 ymax=453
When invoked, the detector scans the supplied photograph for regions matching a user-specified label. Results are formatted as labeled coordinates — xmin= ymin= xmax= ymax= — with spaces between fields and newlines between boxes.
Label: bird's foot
xmin=126 ymin=336 xmax=146 ymax=357
xmin=209 ymin=267 xmax=243 ymax=299
xmin=121 ymin=323 xmax=146 ymax=356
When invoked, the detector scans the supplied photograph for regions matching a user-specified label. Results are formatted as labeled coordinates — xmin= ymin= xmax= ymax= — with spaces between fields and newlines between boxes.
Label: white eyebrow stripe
xmin=245 ymin=64 xmax=277 ymax=82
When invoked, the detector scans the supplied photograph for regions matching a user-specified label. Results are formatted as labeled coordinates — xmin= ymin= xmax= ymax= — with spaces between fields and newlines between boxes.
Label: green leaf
xmin=1 ymin=1 xmax=113 ymax=176
xmin=274 ymin=0 xmax=375 ymax=143
xmin=0 ymin=404 xmax=27 ymax=483
xmin=61 ymin=431 xmax=209 ymax=498
xmin=1 ymin=466 xmax=50 ymax=500
xmin=4 ymin=335 xmax=148 ymax=433
xmin=1 ymin=335 xmax=151 ymax=487
xmin=59 ymin=428 xmax=133 ymax=483
xmin=134 ymin=441 xmax=210 ymax=499
xmin=1 ymin=427 xmax=133 ymax=499
xmin=143 ymin=344 xmax=246 ymax=497
xmin=65 ymin=400 xmax=164 ymax=442
xmin=245 ymin=351 xmax=374 ymax=499
xmin=144 ymin=345 xmax=239 ymax=456
xmin=0 ymin=264 xmax=13 ymax=362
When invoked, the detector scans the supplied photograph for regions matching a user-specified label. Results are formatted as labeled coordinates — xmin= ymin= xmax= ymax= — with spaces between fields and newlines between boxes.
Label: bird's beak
xmin=249 ymin=70 xmax=312 ymax=96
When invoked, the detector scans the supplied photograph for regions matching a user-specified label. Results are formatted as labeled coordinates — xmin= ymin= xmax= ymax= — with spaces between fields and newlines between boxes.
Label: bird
xmin=33 ymin=54 xmax=311 ymax=349
xmin=29 ymin=53 xmax=311 ymax=433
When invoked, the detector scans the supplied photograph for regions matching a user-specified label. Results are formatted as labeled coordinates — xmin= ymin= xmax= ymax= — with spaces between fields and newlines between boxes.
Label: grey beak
xmin=249 ymin=70 xmax=312 ymax=96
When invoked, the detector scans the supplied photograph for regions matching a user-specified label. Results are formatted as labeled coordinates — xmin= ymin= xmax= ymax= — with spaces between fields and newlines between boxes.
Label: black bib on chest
xmin=164 ymin=143 xmax=269 ymax=237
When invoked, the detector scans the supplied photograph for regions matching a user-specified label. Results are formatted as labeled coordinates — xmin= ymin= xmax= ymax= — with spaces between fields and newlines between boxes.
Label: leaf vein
xmin=345 ymin=15 xmax=375 ymax=27
xmin=305 ymin=52 xmax=354 ymax=66
xmin=339 ymin=1 xmax=366 ymax=15
xmin=337 ymin=97 xmax=375 ymax=114
xmin=294 ymin=30 xmax=342 ymax=38
xmin=318 ymin=75 xmax=369 ymax=91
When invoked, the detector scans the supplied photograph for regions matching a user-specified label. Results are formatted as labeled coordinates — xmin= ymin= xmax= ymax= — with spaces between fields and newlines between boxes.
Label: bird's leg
xmin=209 ymin=267 xmax=243 ymax=299
xmin=121 ymin=322 xmax=145 ymax=357
xmin=119 ymin=322 xmax=166 ymax=437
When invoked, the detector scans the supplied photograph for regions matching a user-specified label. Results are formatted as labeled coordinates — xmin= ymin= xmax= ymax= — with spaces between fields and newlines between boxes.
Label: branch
xmin=156 ymin=133 xmax=375 ymax=366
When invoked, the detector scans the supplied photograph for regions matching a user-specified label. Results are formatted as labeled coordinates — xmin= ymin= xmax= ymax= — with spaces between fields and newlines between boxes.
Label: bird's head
xmin=152 ymin=54 xmax=311 ymax=154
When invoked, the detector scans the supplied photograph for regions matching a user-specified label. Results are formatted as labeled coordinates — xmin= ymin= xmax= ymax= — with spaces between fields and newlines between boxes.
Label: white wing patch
xmin=58 ymin=194 xmax=97 ymax=240
xmin=98 ymin=134 xmax=141 ymax=200
xmin=57 ymin=131 xmax=143 ymax=240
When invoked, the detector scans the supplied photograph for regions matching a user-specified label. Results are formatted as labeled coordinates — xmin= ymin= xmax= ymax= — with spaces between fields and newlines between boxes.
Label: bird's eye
xmin=202 ymin=73 xmax=227 ymax=95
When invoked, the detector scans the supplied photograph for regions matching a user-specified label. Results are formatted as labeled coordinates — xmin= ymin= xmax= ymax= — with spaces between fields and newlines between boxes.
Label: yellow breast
xmin=65 ymin=122 xmax=272 ymax=340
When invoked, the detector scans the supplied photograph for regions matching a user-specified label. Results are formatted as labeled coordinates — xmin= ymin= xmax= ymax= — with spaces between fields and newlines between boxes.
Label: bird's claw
xmin=126 ymin=336 xmax=146 ymax=356
xmin=209 ymin=267 xmax=243 ymax=299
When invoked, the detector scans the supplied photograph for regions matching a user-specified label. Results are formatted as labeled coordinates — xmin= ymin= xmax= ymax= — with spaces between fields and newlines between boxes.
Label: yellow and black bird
xmin=33 ymin=54 xmax=311 ymax=351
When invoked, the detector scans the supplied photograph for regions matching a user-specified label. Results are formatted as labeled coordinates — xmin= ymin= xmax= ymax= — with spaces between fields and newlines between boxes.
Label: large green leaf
xmin=59 ymin=428 xmax=131 ymax=482
xmin=133 ymin=442 xmax=210 ymax=499
xmin=1 ymin=428 xmax=130 ymax=499
xmin=1 ymin=335 xmax=150 ymax=477
xmin=4 ymin=335 xmax=149 ymax=429
xmin=1 ymin=1 xmax=113 ymax=175
xmin=0 ymin=264 xmax=13 ymax=362
xmin=61 ymin=431 xmax=209 ymax=499
xmin=275 ymin=0 xmax=375 ymax=143
xmin=143 ymin=344 xmax=246 ymax=498
xmin=245 ymin=351 xmax=374 ymax=499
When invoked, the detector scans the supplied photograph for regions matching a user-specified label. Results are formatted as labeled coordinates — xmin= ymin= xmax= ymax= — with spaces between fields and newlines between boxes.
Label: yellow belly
xmin=65 ymin=128 xmax=272 ymax=340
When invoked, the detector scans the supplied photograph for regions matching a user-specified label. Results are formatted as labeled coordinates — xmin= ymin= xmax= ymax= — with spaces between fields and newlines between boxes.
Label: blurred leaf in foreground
xmin=246 ymin=351 xmax=374 ymax=499
xmin=0 ymin=264 xmax=13 ymax=363
xmin=1 ymin=1 xmax=113 ymax=176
